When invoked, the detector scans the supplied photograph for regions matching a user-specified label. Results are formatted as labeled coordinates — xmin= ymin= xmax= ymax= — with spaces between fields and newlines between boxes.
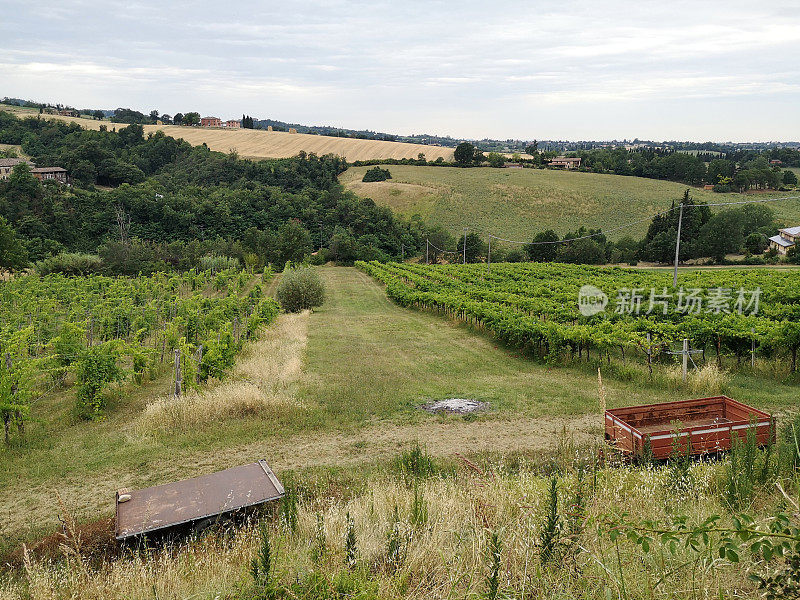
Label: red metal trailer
xmin=605 ymin=396 xmax=775 ymax=459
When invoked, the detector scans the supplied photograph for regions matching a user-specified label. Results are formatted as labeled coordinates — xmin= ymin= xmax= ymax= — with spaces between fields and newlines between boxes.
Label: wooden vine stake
xmin=597 ymin=367 xmax=606 ymax=416
xmin=173 ymin=348 xmax=182 ymax=398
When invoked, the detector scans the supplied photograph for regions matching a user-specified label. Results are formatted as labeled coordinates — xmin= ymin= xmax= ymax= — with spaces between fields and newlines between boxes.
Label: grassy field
xmin=0 ymin=104 xmax=454 ymax=162
xmin=340 ymin=165 xmax=800 ymax=241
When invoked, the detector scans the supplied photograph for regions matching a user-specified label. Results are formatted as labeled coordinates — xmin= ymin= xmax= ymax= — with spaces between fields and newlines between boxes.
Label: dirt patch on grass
xmin=212 ymin=412 xmax=602 ymax=472
xmin=421 ymin=398 xmax=489 ymax=413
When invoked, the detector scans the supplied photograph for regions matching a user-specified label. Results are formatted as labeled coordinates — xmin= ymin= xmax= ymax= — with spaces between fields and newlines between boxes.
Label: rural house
xmin=201 ymin=116 xmax=222 ymax=127
xmin=548 ymin=156 xmax=581 ymax=169
xmin=0 ymin=159 xmax=68 ymax=183
xmin=769 ymin=226 xmax=800 ymax=255
xmin=224 ymin=120 xmax=241 ymax=128
xmin=0 ymin=158 xmax=33 ymax=179
xmin=31 ymin=166 xmax=68 ymax=183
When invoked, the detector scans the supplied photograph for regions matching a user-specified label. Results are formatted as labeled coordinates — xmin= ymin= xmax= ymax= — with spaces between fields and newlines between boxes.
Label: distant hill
xmin=0 ymin=104 xmax=455 ymax=162
xmin=340 ymin=164 xmax=800 ymax=242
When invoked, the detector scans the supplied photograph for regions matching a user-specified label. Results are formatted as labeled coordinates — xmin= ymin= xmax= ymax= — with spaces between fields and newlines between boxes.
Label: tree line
xmin=425 ymin=191 xmax=792 ymax=267
xmin=0 ymin=112 xmax=443 ymax=274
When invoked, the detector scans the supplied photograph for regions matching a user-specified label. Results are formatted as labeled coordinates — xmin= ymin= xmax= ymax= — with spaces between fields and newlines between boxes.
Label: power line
xmin=490 ymin=207 xmax=677 ymax=246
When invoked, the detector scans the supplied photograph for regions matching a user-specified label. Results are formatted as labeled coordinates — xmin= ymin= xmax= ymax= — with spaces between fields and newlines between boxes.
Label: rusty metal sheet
xmin=115 ymin=460 xmax=284 ymax=540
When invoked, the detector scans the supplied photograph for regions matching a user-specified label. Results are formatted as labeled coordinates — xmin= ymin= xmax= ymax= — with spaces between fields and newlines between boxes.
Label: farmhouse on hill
xmin=0 ymin=158 xmax=68 ymax=183
xmin=201 ymin=117 xmax=242 ymax=128
xmin=548 ymin=156 xmax=581 ymax=169
xmin=31 ymin=166 xmax=68 ymax=183
xmin=769 ymin=226 xmax=800 ymax=255
xmin=0 ymin=157 xmax=32 ymax=179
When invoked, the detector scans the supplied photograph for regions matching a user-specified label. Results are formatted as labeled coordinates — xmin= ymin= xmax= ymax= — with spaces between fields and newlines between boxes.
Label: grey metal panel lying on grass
xmin=115 ymin=459 xmax=284 ymax=540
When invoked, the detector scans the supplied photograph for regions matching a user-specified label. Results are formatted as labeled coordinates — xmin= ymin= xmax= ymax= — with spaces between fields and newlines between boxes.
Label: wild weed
xmin=280 ymin=481 xmax=299 ymax=534
xmin=395 ymin=442 xmax=435 ymax=484
xmin=667 ymin=429 xmax=694 ymax=495
xmin=539 ymin=475 xmax=560 ymax=566
xmin=780 ymin=414 xmax=800 ymax=475
xmin=385 ymin=505 xmax=407 ymax=572
xmin=410 ymin=479 xmax=428 ymax=528
xmin=310 ymin=512 xmax=326 ymax=563
xmin=723 ymin=423 xmax=769 ymax=510
xmin=344 ymin=512 xmax=357 ymax=569
xmin=485 ymin=528 xmax=502 ymax=600
xmin=250 ymin=521 xmax=273 ymax=590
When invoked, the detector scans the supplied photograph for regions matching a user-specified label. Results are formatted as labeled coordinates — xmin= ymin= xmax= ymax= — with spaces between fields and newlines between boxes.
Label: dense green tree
xmin=426 ymin=226 xmax=456 ymax=263
xmin=173 ymin=112 xmax=184 ymax=125
xmin=639 ymin=190 xmax=710 ymax=263
xmin=557 ymin=238 xmax=605 ymax=264
xmin=784 ymin=170 xmax=798 ymax=186
xmin=608 ymin=236 xmax=640 ymax=264
xmin=454 ymin=142 xmax=475 ymax=166
xmin=455 ymin=232 xmax=487 ymax=263
xmin=362 ymin=166 xmax=392 ymax=182
xmin=92 ymin=110 xmax=105 ymax=120
xmin=487 ymin=152 xmax=505 ymax=168
xmin=272 ymin=220 xmax=313 ymax=267
xmin=744 ymin=232 xmax=768 ymax=255
xmin=525 ymin=230 xmax=560 ymax=262
xmin=706 ymin=159 xmax=734 ymax=184
xmin=0 ymin=216 xmax=28 ymax=271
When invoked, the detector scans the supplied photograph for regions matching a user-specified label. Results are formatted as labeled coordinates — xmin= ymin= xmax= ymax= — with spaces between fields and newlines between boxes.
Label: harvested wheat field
xmin=0 ymin=104 xmax=454 ymax=162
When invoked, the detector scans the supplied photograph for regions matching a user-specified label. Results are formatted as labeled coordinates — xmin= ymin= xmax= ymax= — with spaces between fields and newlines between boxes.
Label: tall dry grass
xmin=2 ymin=458 xmax=757 ymax=600
xmin=664 ymin=363 xmax=731 ymax=395
xmin=140 ymin=311 xmax=309 ymax=433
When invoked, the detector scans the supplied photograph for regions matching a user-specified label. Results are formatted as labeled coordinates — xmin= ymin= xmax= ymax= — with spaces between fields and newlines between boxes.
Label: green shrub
xmin=362 ymin=166 xmax=392 ymax=182
xmin=35 ymin=253 xmax=102 ymax=276
xmin=275 ymin=267 xmax=325 ymax=312
xmin=75 ymin=343 xmax=123 ymax=419
xmin=395 ymin=442 xmax=436 ymax=484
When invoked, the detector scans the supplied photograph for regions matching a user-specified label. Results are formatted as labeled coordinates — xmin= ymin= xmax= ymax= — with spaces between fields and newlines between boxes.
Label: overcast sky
xmin=2 ymin=0 xmax=799 ymax=142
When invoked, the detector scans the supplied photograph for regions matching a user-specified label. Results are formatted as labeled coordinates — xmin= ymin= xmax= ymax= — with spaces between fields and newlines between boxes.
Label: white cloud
xmin=1 ymin=0 xmax=799 ymax=140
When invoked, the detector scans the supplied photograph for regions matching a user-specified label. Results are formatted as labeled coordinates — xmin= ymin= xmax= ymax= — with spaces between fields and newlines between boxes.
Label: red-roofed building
xmin=201 ymin=116 xmax=222 ymax=127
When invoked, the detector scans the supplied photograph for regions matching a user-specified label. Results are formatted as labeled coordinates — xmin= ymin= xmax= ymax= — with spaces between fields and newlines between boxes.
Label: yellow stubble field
xmin=0 ymin=104 xmax=454 ymax=162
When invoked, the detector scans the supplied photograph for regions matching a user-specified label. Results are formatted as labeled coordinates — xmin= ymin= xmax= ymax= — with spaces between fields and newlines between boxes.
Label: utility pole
xmin=487 ymin=234 xmax=491 ymax=272
xmin=400 ymin=242 xmax=404 ymax=262
xmin=426 ymin=238 xmax=429 ymax=264
xmin=673 ymin=202 xmax=684 ymax=287
xmin=751 ymin=327 xmax=756 ymax=368
xmin=463 ymin=228 xmax=467 ymax=264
